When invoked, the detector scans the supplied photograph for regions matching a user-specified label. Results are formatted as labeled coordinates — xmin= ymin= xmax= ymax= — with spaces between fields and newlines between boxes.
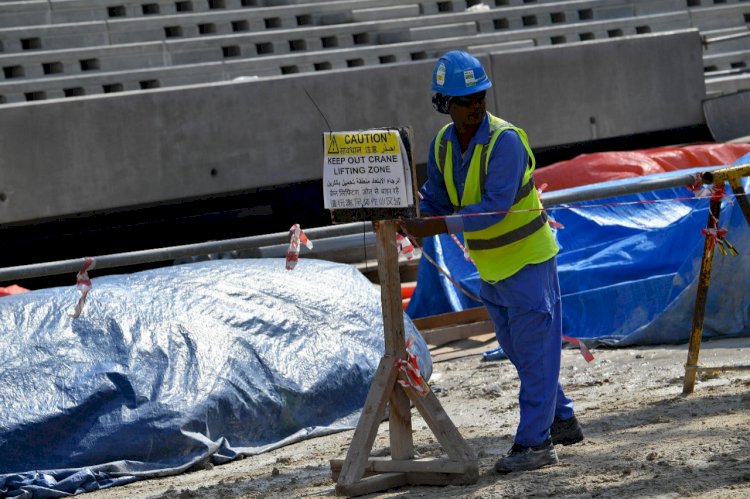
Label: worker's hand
xmin=399 ymin=217 xmax=448 ymax=237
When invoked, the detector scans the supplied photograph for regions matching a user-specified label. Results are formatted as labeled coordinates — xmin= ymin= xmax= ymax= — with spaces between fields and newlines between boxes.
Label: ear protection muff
xmin=431 ymin=93 xmax=451 ymax=114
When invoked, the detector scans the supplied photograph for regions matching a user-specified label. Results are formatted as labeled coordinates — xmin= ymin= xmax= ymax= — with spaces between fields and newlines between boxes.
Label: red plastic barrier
xmin=0 ymin=285 xmax=29 ymax=297
xmin=401 ymin=283 xmax=416 ymax=311
xmin=536 ymin=143 xmax=750 ymax=192
xmin=401 ymin=283 xmax=416 ymax=300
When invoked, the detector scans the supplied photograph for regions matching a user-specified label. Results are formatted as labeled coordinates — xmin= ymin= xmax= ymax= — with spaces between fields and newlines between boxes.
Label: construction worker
xmin=401 ymin=50 xmax=584 ymax=473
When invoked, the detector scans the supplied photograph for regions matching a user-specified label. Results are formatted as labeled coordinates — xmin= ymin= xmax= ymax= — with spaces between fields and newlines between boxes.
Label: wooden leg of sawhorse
xmin=332 ymin=219 xmax=477 ymax=496
xmin=331 ymin=363 xmax=478 ymax=497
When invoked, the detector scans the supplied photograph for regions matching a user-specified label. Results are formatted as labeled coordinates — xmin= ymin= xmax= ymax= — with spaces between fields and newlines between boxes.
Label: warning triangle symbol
xmin=327 ymin=134 xmax=340 ymax=155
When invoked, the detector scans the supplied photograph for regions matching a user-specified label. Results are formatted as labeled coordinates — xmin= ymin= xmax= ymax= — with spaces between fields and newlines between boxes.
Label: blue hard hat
xmin=431 ymin=50 xmax=492 ymax=97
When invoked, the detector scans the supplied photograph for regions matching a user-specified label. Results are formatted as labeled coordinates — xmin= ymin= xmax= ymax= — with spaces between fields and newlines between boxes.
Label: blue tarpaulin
xmin=407 ymin=154 xmax=750 ymax=346
xmin=0 ymin=259 xmax=431 ymax=498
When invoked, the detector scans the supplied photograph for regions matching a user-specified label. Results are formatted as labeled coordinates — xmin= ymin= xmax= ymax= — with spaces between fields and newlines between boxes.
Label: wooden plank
xmin=421 ymin=320 xmax=495 ymax=347
xmin=336 ymin=356 xmax=398 ymax=487
xmin=335 ymin=472 xmax=408 ymax=497
xmin=373 ymin=219 xmax=413 ymax=460
xmin=411 ymin=306 xmax=490 ymax=331
xmin=388 ymin=386 xmax=414 ymax=460
xmin=331 ymin=457 xmax=469 ymax=474
xmin=375 ymin=220 xmax=406 ymax=358
xmin=408 ymin=389 xmax=476 ymax=465
xmin=406 ymin=466 xmax=480 ymax=486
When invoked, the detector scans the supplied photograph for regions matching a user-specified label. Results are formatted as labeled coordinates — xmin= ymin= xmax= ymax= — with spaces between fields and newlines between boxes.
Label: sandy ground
xmin=84 ymin=336 xmax=750 ymax=499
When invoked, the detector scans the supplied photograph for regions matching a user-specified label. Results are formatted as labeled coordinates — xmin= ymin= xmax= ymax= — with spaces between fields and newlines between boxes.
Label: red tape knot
xmin=70 ymin=257 xmax=95 ymax=318
xmin=285 ymin=224 xmax=313 ymax=270
xmin=395 ymin=337 xmax=429 ymax=397
xmin=396 ymin=232 xmax=415 ymax=260
xmin=536 ymin=182 xmax=564 ymax=229
xmin=701 ymin=227 xmax=738 ymax=256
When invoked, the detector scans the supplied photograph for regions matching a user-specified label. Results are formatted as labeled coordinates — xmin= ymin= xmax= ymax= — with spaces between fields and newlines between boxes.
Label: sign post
xmin=324 ymin=127 xmax=478 ymax=497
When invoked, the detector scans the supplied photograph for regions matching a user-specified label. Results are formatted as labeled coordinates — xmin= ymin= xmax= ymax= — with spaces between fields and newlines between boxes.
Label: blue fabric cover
xmin=407 ymin=154 xmax=750 ymax=346
xmin=0 ymin=259 xmax=431 ymax=498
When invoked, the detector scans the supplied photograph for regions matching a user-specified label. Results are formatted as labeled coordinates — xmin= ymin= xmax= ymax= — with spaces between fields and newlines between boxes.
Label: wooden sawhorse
xmin=330 ymin=219 xmax=478 ymax=496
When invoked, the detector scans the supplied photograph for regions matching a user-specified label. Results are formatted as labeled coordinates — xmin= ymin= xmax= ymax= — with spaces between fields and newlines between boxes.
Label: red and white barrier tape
xmin=450 ymin=233 xmax=474 ymax=263
xmin=285 ymin=224 xmax=313 ymax=270
xmin=70 ymin=257 xmax=95 ymax=318
xmin=537 ymin=182 xmax=564 ymax=229
xmin=562 ymin=335 xmax=595 ymax=362
xmin=396 ymin=337 xmax=430 ymax=397
xmin=396 ymin=232 xmax=416 ymax=260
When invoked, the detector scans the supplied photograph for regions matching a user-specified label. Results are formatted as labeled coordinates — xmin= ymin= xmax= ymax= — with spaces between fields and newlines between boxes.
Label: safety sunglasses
xmin=451 ymin=91 xmax=486 ymax=107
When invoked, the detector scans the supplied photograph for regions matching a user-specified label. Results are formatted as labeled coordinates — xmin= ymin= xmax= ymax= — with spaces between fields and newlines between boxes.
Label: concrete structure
xmin=0 ymin=0 xmax=699 ymax=104
xmin=703 ymin=89 xmax=750 ymax=142
xmin=0 ymin=0 xmax=747 ymax=274
xmin=0 ymin=29 xmax=705 ymax=227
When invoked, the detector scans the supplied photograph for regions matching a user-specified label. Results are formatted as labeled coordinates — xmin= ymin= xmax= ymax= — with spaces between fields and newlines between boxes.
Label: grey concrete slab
xmin=703 ymin=49 xmax=750 ymax=72
xmin=351 ymin=5 xmax=420 ymax=23
xmin=0 ymin=21 xmax=108 ymax=53
xmin=418 ymin=0 xmax=464 ymax=15
xmin=0 ymin=60 xmax=227 ymax=103
xmin=0 ymin=1 xmax=50 ymax=29
xmin=488 ymin=29 xmax=706 ymax=148
xmin=408 ymin=22 xmax=478 ymax=42
xmin=702 ymin=27 xmax=750 ymax=54
xmin=703 ymin=89 xmax=750 ymax=142
xmin=0 ymin=41 xmax=170 ymax=77
xmin=706 ymin=73 xmax=750 ymax=97
xmin=688 ymin=3 xmax=750 ymax=31
xmin=632 ymin=0 xmax=687 ymax=16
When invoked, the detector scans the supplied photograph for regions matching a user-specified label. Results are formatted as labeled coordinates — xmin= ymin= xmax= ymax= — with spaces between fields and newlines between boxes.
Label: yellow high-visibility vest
xmin=434 ymin=113 xmax=558 ymax=283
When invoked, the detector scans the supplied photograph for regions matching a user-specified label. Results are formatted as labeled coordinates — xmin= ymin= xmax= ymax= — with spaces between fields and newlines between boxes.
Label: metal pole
xmin=702 ymin=163 xmax=750 ymax=185
xmin=0 ymin=221 xmax=371 ymax=283
xmin=541 ymin=170 xmax=708 ymax=206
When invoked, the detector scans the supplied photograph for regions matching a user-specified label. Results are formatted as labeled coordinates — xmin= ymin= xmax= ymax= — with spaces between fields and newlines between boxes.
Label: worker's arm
xmin=400 ymin=136 xmax=453 ymax=237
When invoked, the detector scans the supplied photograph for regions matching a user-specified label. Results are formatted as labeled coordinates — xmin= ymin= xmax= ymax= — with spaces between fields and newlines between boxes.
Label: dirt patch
xmin=85 ymin=337 xmax=750 ymax=499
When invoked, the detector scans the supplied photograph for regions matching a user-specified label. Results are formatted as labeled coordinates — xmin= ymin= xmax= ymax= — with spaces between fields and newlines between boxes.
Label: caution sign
xmin=323 ymin=130 xmax=414 ymax=210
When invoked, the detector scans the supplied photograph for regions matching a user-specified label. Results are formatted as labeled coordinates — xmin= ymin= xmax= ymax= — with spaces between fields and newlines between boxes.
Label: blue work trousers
xmin=480 ymin=259 xmax=575 ymax=447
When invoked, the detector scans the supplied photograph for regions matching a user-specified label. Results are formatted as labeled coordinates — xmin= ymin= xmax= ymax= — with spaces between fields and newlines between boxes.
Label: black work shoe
xmin=494 ymin=440 xmax=558 ymax=474
xmin=551 ymin=415 xmax=584 ymax=446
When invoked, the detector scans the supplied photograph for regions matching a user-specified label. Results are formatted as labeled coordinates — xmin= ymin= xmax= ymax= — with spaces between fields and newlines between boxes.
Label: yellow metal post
xmin=684 ymin=164 xmax=750 ymax=394
xmin=682 ymin=192 xmax=722 ymax=394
